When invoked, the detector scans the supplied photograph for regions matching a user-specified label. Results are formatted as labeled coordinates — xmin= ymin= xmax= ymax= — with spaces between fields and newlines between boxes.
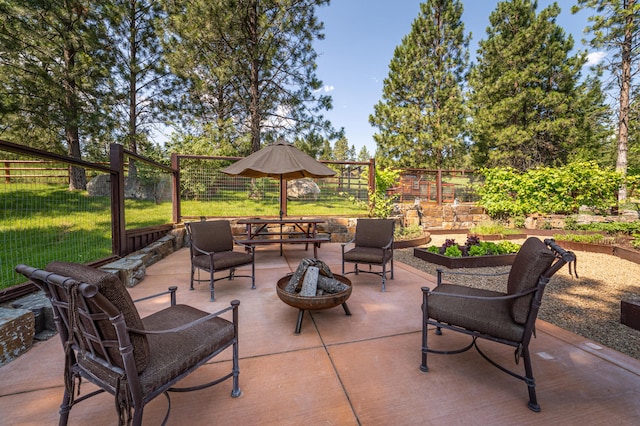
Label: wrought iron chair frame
xmin=420 ymin=238 xmax=576 ymax=412
xmin=341 ymin=218 xmax=395 ymax=291
xmin=15 ymin=263 xmax=241 ymax=426
xmin=186 ymin=219 xmax=255 ymax=301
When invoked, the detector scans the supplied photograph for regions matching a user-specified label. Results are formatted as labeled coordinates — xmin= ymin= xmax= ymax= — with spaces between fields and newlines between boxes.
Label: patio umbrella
xmin=221 ymin=139 xmax=336 ymax=217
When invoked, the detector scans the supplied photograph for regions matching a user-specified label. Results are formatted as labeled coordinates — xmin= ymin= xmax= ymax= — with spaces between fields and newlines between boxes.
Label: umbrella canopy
xmin=221 ymin=140 xmax=336 ymax=217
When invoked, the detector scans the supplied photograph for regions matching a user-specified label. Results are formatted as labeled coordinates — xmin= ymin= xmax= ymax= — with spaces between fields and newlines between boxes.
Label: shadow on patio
xmin=1 ymin=242 xmax=639 ymax=425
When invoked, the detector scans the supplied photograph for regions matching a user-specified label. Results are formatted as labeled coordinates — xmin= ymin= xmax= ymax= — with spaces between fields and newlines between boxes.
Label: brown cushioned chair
xmin=15 ymin=262 xmax=241 ymax=426
xmin=341 ymin=218 xmax=395 ymax=291
xmin=420 ymin=238 xmax=576 ymax=412
xmin=185 ymin=219 xmax=255 ymax=301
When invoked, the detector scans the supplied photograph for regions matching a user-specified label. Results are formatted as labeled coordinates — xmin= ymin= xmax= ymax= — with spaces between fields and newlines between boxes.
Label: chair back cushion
xmin=354 ymin=219 xmax=395 ymax=248
xmin=188 ymin=220 xmax=233 ymax=253
xmin=46 ymin=262 xmax=150 ymax=373
xmin=507 ymin=238 xmax=555 ymax=324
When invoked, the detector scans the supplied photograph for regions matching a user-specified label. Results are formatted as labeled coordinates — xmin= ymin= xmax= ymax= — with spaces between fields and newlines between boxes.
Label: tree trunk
xmin=64 ymin=37 xmax=86 ymax=190
xmin=617 ymin=0 xmax=634 ymax=204
xmin=248 ymin=0 xmax=261 ymax=153
xmin=128 ymin=0 xmax=138 ymax=179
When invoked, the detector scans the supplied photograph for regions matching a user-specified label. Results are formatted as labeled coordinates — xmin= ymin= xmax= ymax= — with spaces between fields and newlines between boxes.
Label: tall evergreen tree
xmin=162 ymin=0 xmax=334 ymax=154
xmin=573 ymin=0 xmax=640 ymax=202
xmin=370 ymin=0 xmax=470 ymax=169
xmin=358 ymin=145 xmax=372 ymax=162
xmin=468 ymin=0 xmax=586 ymax=170
xmin=0 ymin=0 xmax=115 ymax=189
xmin=105 ymin=0 xmax=175 ymax=162
xmin=332 ymin=136 xmax=352 ymax=161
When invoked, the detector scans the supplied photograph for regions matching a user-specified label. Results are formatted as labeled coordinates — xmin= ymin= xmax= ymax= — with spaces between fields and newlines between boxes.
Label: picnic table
xmin=236 ymin=218 xmax=329 ymax=257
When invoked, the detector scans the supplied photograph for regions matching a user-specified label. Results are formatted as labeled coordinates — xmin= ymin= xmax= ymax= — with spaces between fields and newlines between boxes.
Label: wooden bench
xmin=236 ymin=236 xmax=330 ymax=257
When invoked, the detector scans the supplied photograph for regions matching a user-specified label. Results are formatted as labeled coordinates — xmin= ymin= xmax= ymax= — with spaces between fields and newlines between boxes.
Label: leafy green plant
xmin=424 ymin=238 xmax=520 ymax=257
xmin=477 ymin=162 xmax=623 ymax=218
xmin=553 ymin=233 xmax=611 ymax=244
xmin=469 ymin=221 xmax=519 ymax=236
xmin=444 ymin=245 xmax=463 ymax=257
xmin=468 ymin=244 xmax=487 ymax=256
xmin=395 ymin=225 xmax=424 ymax=241
xmin=340 ymin=167 xmax=400 ymax=218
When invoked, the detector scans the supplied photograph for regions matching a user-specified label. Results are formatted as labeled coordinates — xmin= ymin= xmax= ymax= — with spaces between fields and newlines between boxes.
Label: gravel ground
xmin=394 ymin=233 xmax=640 ymax=360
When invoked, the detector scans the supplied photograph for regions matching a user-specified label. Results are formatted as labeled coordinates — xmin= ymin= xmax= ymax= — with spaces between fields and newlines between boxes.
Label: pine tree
xmin=573 ymin=0 xmax=640 ymax=202
xmin=0 ymin=0 xmax=116 ymax=189
xmin=105 ymin=0 xmax=176 ymax=160
xmin=161 ymin=0 xmax=334 ymax=154
xmin=370 ymin=0 xmax=470 ymax=169
xmin=468 ymin=0 xmax=586 ymax=171
xmin=358 ymin=146 xmax=372 ymax=162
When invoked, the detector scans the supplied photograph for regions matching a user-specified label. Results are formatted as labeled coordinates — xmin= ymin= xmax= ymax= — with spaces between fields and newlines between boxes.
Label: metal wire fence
xmin=176 ymin=156 xmax=372 ymax=220
xmin=1 ymin=154 xmax=113 ymax=289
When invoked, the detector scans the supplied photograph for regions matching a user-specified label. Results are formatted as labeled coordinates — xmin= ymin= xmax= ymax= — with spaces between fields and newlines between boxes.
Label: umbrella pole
xmin=280 ymin=176 xmax=287 ymax=219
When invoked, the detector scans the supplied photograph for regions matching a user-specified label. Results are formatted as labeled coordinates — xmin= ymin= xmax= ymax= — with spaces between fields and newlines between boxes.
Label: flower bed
xmin=413 ymin=235 xmax=520 ymax=268
xmin=413 ymin=248 xmax=516 ymax=268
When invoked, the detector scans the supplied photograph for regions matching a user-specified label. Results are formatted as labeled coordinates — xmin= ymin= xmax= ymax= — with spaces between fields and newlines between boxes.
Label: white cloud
xmin=586 ymin=51 xmax=606 ymax=67
xmin=316 ymin=85 xmax=334 ymax=93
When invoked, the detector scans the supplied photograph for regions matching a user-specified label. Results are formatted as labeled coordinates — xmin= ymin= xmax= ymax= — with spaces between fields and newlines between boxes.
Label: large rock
xmin=87 ymin=174 xmax=172 ymax=202
xmin=0 ymin=308 xmax=34 ymax=366
xmin=287 ymin=178 xmax=320 ymax=200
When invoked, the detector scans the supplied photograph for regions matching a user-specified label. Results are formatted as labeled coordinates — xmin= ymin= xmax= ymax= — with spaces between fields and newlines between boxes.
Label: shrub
xmin=477 ymin=162 xmax=623 ymax=218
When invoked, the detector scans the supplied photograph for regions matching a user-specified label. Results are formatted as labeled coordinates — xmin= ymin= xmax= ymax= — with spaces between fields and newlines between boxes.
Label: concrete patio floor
xmin=1 ymin=242 xmax=640 ymax=425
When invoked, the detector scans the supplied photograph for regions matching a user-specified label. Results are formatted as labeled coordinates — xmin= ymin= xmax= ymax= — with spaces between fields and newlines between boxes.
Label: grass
xmin=1 ymin=183 xmax=367 ymax=290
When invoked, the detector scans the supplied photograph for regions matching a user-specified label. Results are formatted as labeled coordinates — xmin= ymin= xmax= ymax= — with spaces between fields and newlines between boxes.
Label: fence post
xmin=3 ymin=161 xmax=9 ymax=183
xmin=171 ymin=153 xmax=180 ymax=223
xmin=368 ymin=158 xmax=376 ymax=193
xmin=436 ymin=169 xmax=443 ymax=205
xmin=110 ymin=144 xmax=127 ymax=257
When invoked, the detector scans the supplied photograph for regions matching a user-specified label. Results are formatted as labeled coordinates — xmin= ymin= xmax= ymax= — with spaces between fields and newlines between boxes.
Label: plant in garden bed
xmin=394 ymin=224 xmax=424 ymax=241
xmin=468 ymin=221 xmax=521 ymax=237
xmin=425 ymin=236 xmax=520 ymax=258
xmin=553 ymin=232 xmax=620 ymax=246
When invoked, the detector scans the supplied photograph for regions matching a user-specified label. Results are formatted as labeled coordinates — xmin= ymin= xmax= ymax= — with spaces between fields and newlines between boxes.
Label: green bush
xmin=477 ymin=162 xmax=623 ymax=218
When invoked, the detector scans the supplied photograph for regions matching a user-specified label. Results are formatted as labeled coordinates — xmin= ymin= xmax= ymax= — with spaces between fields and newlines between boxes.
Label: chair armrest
xmin=341 ymin=237 xmax=356 ymax=252
xmin=128 ymin=300 xmax=240 ymax=335
xmin=234 ymin=239 xmax=255 ymax=252
xmin=382 ymin=237 xmax=394 ymax=249
xmin=133 ymin=286 xmax=178 ymax=306
xmin=421 ymin=286 xmax=537 ymax=302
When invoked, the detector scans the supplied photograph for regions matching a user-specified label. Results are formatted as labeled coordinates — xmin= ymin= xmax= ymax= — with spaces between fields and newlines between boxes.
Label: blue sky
xmin=313 ymin=0 xmax=600 ymax=156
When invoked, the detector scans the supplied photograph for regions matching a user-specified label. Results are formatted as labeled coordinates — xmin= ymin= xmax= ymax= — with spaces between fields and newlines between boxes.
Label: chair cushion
xmin=46 ymin=262 xmax=150 ymax=373
xmin=428 ymin=284 xmax=526 ymax=342
xmin=139 ymin=304 xmax=235 ymax=395
xmin=343 ymin=246 xmax=392 ymax=265
xmin=188 ymin=220 xmax=234 ymax=253
xmin=77 ymin=304 xmax=236 ymax=398
xmin=506 ymin=238 xmax=555 ymax=324
xmin=192 ymin=251 xmax=254 ymax=271
xmin=354 ymin=219 xmax=394 ymax=248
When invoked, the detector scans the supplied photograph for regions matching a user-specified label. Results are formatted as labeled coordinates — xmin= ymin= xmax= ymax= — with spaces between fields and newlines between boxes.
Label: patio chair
xmin=185 ymin=219 xmax=255 ymax=301
xmin=420 ymin=237 xmax=576 ymax=412
xmin=341 ymin=218 xmax=395 ymax=291
xmin=15 ymin=262 xmax=241 ymax=426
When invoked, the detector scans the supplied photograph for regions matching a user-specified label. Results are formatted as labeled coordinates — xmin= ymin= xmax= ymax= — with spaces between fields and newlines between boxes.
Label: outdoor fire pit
xmin=276 ymin=273 xmax=352 ymax=334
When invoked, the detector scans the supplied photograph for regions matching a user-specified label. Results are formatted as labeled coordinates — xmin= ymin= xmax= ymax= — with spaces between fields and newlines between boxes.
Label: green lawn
xmin=1 ymin=183 xmax=367 ymax=289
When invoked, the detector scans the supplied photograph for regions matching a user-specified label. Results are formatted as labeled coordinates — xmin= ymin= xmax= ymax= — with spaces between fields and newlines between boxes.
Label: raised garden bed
xmin=475 ymin=233 xmax=527 ymax=241
xmin=394 ymin=235 xmax=430 ymax=249
xmin=413 ymin=248 xmax=517 ymax=269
